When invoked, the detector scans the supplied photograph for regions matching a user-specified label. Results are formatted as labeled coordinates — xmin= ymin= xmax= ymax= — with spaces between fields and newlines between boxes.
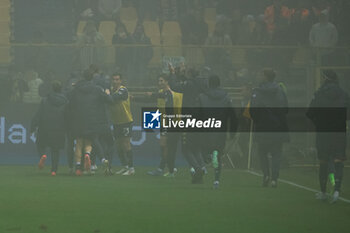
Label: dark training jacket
xmin=169 ymin=74 xmax=207 ymax=109
xmin=68 ymin=80 xmax=112 ymax=138
xmin=199 ymin=87 xmax=238 ymax=152
xmin=249 ymin=81 xmax=289 ymax=144
xmin=306 ymin=80 xmax=350 ymax=159
xmin=31 ymin=92 xmax=68 ymax=149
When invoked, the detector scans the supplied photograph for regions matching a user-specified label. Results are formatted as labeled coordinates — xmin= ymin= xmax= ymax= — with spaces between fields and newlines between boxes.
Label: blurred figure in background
xmin=130 ymin=23 xmax=153 ymax=86
xmin=112 ymin=22 xmax=133 ymax=77
xmin=23 ymin=70 xmax=43 ymax=104
xmin=309 ymin=10 xmax=338 ymax=65
xmin=204 ymin=22 xmax=232 ymax=80
xmin=179 ymin=9 xmax=208 ymax=45
xmin=264 ymin=0 xmax=292 ymax=44
xmin=98 ymin=0 xmax=122 ymax=21
xmin=289 ymin=0 xmax=312 ymax=45
xmin=76 ymin=21 xmax=106 ymax=71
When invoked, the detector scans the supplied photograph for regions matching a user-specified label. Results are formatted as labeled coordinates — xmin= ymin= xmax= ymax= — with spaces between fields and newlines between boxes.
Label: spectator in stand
xmin=264 ymin=0 xmax=292 ymax=44
xmin=311 ymin=0 xmax=331 ymax=22
xmin=39 ymin=71 xmax=55 ymax=98
xmin=237 ymin=15 xmax=258 ymax=45
xmin=179 ymin=9 xmax=208 ymax=45
xmin=289 ymin=0 xmax=312 ymax=45
xmin=76 ymin=0 xmax=99 ymax=21
xmin=309 ymin=10 xmax=338 ymax=65
xmin=130 ymin=23 xmax=153 ymax=86
xmin=229 ymin=9 xmax=242 ymax=44
xmin=97 ymin=0 xmax=122 ymax=21
xmin=216 ymin=0 xmax=238 ymax=18
xmin=76 ymin=21 xmax=106 ymax=71
xmin=331 ymin=0 xmax=350 ymax=45
xmin=159 ymin=0 xmax=178 ymax=21
xmin=10 ymin=71 xmax=28 ymax=103
xmin=112 ymin=22 xmax=133 ymax=76
xmin=133 ymin=0 xmax=158 ymax=21
xmin=204 ymin=22 xmax=232 ymax=79
xmin=23 ymin=70 xmax=43 ymax=104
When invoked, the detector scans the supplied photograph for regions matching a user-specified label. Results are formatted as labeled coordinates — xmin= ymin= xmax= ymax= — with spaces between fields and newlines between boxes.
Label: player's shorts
xmin=113 ymin=122 xmax=133 ymax=138
xmin=316 ymin=133 xmax=347 ymax=161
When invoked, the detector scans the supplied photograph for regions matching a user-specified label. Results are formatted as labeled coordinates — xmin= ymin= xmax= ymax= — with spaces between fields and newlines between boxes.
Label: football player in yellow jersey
xmin=109 ymin=73 xmax=135 ymax=175
xmin=146 ymin=74 xmax=182 ymax=177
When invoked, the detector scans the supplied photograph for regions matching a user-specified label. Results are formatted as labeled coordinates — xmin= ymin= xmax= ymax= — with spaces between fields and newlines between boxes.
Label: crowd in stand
xmin=1 ymin=0 xmax=350 ymax=104
xmin=74 ymin=0 xmax=350 ymax=45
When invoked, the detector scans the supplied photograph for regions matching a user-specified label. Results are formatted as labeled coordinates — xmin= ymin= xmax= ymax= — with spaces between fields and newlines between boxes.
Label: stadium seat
xmin=293 ymin=48 xmax=310 ymax=65
xmin=0 ymin=0 xmax=10 ymax=6
xmin=161 ymin=21 xmax=181 ymax=38
xmin=120 ymin=7 xmax=137 ymax=21
xmin=143 ymin=21 xmax=161 ymax=65
xmin=124 ymin=20 xmax=137 ymax=34
xmin=0 ymin=33 xmax=10 ymax=44
xmin=0 ymin=46 xmax=12 ymax=63
xmin=161 ymin=21 xmax=181 ymax=48
xmin=183 ymin=47 xmax=205 ymax=66
xmin=204 ymin=8 xmax=216 ymax=22
xmin=161 ymin=21 xmax=182 ymax=56
xmin=0 ymin=21 xmax=10 ymax=33
xmin=143 ymin=21 xmax=160 ymax=45
xmin=206 ymin=21 xmax=216 ymax=35
xmin=77 ymin=21 xmax=86 ymax=35
xmin=0 ymin=6 xmax=10 ymax=20
xmin=99 ymin=21 xmax=116 ymax=45
xmin=231 ymin=48 xmax=246 ymax=65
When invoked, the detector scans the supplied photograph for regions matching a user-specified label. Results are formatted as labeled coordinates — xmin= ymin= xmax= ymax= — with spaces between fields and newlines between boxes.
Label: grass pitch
xmin=0 ymin=166 xmax=349 ymax=233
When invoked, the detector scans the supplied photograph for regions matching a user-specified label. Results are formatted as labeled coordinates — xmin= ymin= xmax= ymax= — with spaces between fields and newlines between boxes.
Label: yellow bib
xmin=109 ymin=85 xmax=133 ymax=125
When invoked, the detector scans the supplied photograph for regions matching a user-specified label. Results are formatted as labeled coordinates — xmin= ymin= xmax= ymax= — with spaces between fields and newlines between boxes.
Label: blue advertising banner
xmin=0 ymin=103 xmax=183 ymax=166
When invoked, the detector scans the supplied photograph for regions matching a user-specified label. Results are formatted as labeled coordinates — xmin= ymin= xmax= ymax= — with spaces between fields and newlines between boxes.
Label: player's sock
xmin=126 ymin=150 xmax=134 ymax=168
xmin=84 ymin=152 xmax=91 ymax=172
xmin=334 ymin=161 xmax=344 ymax=192
xmin=319 ymin=161 xmax=328 ymax=193
xmin=38 ymin=154 xmax=47 ymax=169
xmin=75 ymin=162 xmax=82 ymax=176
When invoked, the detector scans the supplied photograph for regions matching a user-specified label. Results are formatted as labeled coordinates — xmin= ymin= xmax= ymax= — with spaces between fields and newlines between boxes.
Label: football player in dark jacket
xmin=31 ymin=80 xmax=68 ymax=176
xmin=306 ymin=70 xmax=350 ymax=203
xmin=249 ymin=68 xmax=289 ymax=188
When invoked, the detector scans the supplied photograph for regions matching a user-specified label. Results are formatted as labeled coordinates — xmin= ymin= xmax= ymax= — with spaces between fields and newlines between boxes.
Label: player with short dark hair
xmin=68 ymin=69 xmax=112 ymax=176
xmin=109 ymin=73 xmax=135 ymax=175
xmin=249 ymin=68 xmax=289 ymax=187
xmin=199 ymin=75 xmax=237 ymax=188
xmin=146 ymin=74 xmax=183 ymax=177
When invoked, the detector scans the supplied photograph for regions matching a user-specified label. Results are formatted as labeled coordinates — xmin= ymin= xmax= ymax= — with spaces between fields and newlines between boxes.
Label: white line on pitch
xmin=246 ymin=170 xmax=350 ymax=204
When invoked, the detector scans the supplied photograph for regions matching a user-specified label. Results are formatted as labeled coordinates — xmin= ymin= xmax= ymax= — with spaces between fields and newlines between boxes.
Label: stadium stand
xmin=143 ymin=20 xmax=161 ymax=65
xmin=0 ymin=0 xmax=11 ymax=64
xmin=120 ymin=7 xmax=138 ymax=21
xmin=100 ymin=21 xmax=116 ymax=64
xmin=124 ymin=20 xmax=137 ymax=34
xmin=77 ymin=20 xmax=86 ymax=35
xmin=161 ymin=21 xmax=182 ymax=56
xmin=99 ymin=21 xmax=115 ymax=44
xmin=204 ymin=8 xmax=216 ymax=22
xmin=231 ymin=48 xmax=246 ymax=65
xmin=204 ymin=8 xmax=216 ymax=35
